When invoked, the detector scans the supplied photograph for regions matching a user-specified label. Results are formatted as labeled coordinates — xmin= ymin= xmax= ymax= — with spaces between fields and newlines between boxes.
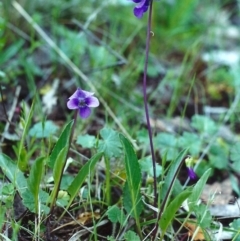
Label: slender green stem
xmin=143 ymin=0 xmax=157 ymax=210
xmin=105 ymin=155 xmax=111 ymax=205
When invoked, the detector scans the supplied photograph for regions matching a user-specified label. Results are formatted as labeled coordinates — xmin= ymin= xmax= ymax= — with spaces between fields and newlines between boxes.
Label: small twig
xmin=0 ymin=86 xmax=21 ymax=150
xmin=6 ymin=22 xmax=31 ymax=41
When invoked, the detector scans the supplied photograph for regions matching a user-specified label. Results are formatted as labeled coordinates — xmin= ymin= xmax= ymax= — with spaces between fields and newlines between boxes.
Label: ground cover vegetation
xmin=1 ymin=0 xmax=240 ymax=240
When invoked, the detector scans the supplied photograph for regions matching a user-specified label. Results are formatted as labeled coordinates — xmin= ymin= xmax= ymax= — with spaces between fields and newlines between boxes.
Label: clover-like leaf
xmin=191 ymin=115 xmax=218 ymax=135
xmin=29 ymin=121 xmax=59 ymax=138
xmin=139 ymin=156 xmax=162 ymax=177
xmin=230 ymin=142 xmax=240 ymax=172
xmin=22 ymin=189 xmax=50 ymax=214
xmin=209 ymin=143 xmax=228 ymax=169
xmin=76 ymin=134 xmax=96 ymax=148
xmin=193 ymin=203 xmax=212 ymax=228
xmin=230 ymin=218 xmax=240 ymax=240
xmin=98 ymin=128 xmax=122 ymax=158
xmin=124 ymin=231 xmax=141 ymax=241
xmin=154 ymin=133 xmax=178 ymax=161
xmin=107 ymin=205 xmax=126 ymax=225
xmin=178 ymin=132 xmax=202 ymax=156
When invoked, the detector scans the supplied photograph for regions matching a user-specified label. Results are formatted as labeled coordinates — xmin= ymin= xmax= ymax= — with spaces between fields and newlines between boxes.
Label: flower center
xmin=78 ymin=98 xmax=86 ymax=107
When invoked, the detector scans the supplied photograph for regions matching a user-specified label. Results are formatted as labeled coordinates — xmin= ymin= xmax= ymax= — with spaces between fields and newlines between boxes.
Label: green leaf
xmin=230 ymin=174 xmax=240 ymax=196
xmin=76 ymin=134 xmax=96 ymax=148
xmin=29 ymin=121 xmax=59 ymax=138
xmin=52 ymin=147 xmax=68 ymax=182
xmin=194 ymin=204 xmax=212 ymax=228
xmin=56 ymin=190 xmax=70 ymax=207
xmin=139 ymin=156 xmax=162 ymax=177
xmin=22 ymin=189 xmax=50 ymax=214
xmin=0 ymin=154 xmax=27 ymax=196
xmin=48 ymin=146 xmax=68 ymax=207
xmin=136 ymin=129 xmax=149 ymax=145
xmin=230 ymin=142 xmax=240 ymax=172
xmin=191 ymin=115 xmax=218 ymax=135
xmin=107 ymin=205 xmax=126 ymax=225
xmin=230 ymin=218 xmax=240 ymax=241
xmin=119 ymin=134 xmax=143 ymax=219
xmin=64 ymin=152 xmax=103 ymax=215
xmin=178 ymin=132 xmax=202 ymax=156
xmin=48 ymin=120 xmax=74 ymax=168
xmin=159 ymin=190 xmax=191 ymax=234
xmin=1 ymin=183 xmax=14 ymax=196
xmin=27 ymin=157 xmax=45 ymax=213
xmin=98 ymin=128 xmax=122 ymax=158
xmin=188 ymin=169 xmax=211 ymax=210
xmin=209 ymin=144 xmax=228 ymax=169
xmin=154 ymin=133 xmax=178 ymax=160
xmin=161 ymin=149 xmax=188 ymax=202
xmin=59 ymin=175 xmax=74 ymax=190
xmin=0 ymin=39 xmax=24 ymax=65
xmin=124 ymin=231 xmax=141 ymax=241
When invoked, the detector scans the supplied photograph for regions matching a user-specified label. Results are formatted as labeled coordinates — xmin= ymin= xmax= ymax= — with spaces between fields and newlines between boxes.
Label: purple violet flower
xmin=67 ymin=88 xmax=99 ymax=119
xmin=187 ymin=167 xmax=197 ymax=180
xmin=132 ymin=0 xmax=150 ymax=18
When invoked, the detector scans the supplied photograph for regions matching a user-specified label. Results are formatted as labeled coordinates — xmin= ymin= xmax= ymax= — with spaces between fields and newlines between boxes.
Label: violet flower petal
xmin=68 ymin=89 xmax=82 ymax=99
xmin=135 ymin=0 xmax=148 ymax=8
xmin=67 ymin=88 xmax=99 ymax=119
xmin=85 ymin=96 xmax=100 ymax=107
xmin=134 ymin=7 xmax=145 ymax=18
xmin=79 ymin=106 xmax=91 ymax=119
xmin=67 ymin=98 xmax=79 ymax=109
xmin=69 ymin=89 xmax=94 ymax=100
xmin=133 ymin=0 xmax=149 ymax=18
xmin=187 ymin=167 xmax=197 ymax=180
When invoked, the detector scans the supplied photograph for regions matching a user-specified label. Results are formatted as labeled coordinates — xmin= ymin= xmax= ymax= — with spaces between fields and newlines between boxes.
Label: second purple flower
xmin=132 ymin=0 xmax=150 ymax=18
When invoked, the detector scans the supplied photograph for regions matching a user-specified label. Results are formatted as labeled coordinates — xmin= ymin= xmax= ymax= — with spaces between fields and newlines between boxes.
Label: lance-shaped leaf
xmin=188 ymin=168 xmax=211 ymax=210
xmin=27 ymin=157 xmax=45 ymax=213
xmin=159 ymin=190 xmax=191 ymax=236
xmin=48 ymin=120 xmax=74 ymax=168
xmin=61 ymin=152 xmax=103 ymax=217
xmin=161 ymin=148 xmax=188 ymax=202
xmin=119 ymin=134 xmax=143 ymax=219
xmin=48 ymin=146 xmax=68 ymax=208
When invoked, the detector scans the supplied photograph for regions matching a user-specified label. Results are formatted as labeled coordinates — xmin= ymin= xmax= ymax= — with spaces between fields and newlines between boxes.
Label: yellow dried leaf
xmin=185 ymin=222 xmax=205 ymax=240
xmin=77 ymin=211 xmax=101 ymax=225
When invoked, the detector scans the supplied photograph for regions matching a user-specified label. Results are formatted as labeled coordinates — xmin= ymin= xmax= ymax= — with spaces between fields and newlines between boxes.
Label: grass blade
xmin=17 ymin=98 xmax=36 ymax=171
